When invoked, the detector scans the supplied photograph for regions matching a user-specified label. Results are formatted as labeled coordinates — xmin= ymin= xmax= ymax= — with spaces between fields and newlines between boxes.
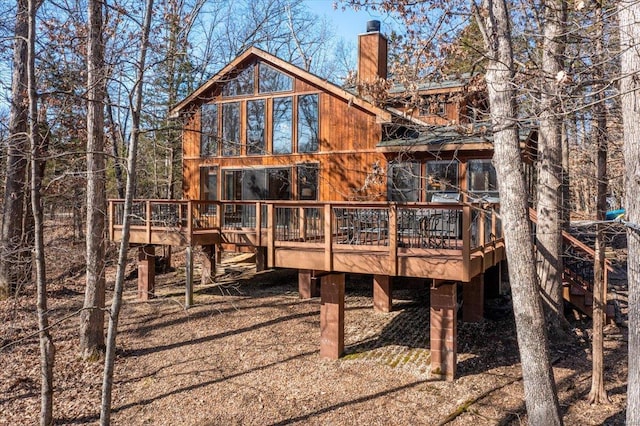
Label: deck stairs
xmin=529 ymin=209 xmax=616 ymax=321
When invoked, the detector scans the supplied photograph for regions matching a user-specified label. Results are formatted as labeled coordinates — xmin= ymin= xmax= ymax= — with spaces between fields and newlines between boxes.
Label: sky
xmin=0 ymin=1 xmax=394 ymax=118
xmin=303 ymin=1 xmax=393 ymax=44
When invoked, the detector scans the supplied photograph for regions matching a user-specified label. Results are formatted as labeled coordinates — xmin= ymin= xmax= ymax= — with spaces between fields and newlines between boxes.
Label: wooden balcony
xmin=109 ymin=199 xmax=505 ymax=282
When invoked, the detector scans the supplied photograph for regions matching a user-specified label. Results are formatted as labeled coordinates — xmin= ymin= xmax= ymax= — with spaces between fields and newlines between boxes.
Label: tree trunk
xmin=587 ymin=1 xmax=609 ymax=405
xmin=0 ymin=0 xmax=29 ymax=299
xmin=618 ymin=2 xmax=640 ymax=423
xmin=105 ymin=91 xmax=125 ymax=199
xmin=80 ymin=0 xmax=106 ymax=360
xmin=536 ymin=0 xmax=567 ymax=332
xmin=100 ymin=0 xmax=154 ymax=422
xmin=27 ymin=0 xmax=54 ymax=423
xmin=478 ymin=0 xmax=563 ymax=423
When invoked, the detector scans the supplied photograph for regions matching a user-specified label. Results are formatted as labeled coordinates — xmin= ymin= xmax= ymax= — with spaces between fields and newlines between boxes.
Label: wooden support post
xmin=299 ymin=269 xmax=321 ymax=299
xmin=215 ymin=245 xmax=223 ymax=264
xmin=163 ymin=246 xmax=172 ymax=269
xmin=201 ymin=245 xmax=216 ymax=285
xmin=137 ymin=245 xmax=155 ymax=300
xmin=256 ymin=247 xmax=267 ymax=272
xmin=430 ymin=281 xmax=457 ymax=381
xmin=373 ymin=275 xmax=393 ymax=312
xmin=320 ymin=273 xmax=345 ymax=359
xmin=463 ymin=274 xmax=484 ymax=322
xmin=185 ymin=246 xmax=194 ymax=308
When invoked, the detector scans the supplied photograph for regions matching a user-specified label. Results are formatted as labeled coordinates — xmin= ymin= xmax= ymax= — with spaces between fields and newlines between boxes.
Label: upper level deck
xmin=108 ymin=199 xmax=505 ymax=282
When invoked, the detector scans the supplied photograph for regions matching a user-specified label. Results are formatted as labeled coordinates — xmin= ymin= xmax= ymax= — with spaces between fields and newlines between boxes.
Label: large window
xmin=246 ymin=99 xmax=265 ymax=155
xmin=467 ymin=159 xmax=499 ymax=202
xmin=388 ymin=162 xmax=420 ymax=202
xmin=273 ymin=97 xmax=293 ymax=154
xmin=223 ymin=167 xmax=291 ymax=200
xmin=222 ymin=102 xmax=240 ymax=156
xmin=222 ymin=64 xmax=255 ymax=97
xmin=259 ymin=63 xmax=293 ymax=93
xmin=426 ymin=160 xmax=459 ymax=201
xmin=201 ymin=104 xmax=218 ymax=157
xmin=297 ymin=94 xmax=319 ymax=153
xmin=297 ymin=163 xmax=318 ymax=200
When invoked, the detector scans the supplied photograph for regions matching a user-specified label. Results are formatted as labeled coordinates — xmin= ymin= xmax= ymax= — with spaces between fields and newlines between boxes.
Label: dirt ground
xmin=0 ymin=220 xmax=629 ymax=425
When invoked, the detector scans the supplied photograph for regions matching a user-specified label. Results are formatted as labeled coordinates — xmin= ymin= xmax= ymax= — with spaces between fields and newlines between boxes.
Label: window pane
xmin=222 ymin=102 xmax=240 ymax=156
xmin=222 ymin=64 xmax=255 ymax=97
xmin=200 ymin=104 xmax=218 ymax=157
xmin=242 ymin=168 xmax=267 ymax=200
xmin=273 ymin=97 xmax=292 ymax=154
xmin=388 ymin=162 xmax=420 ymax=202
xmin=246 ymin=99 xmax=265 ymax=155
xmin=426 ymin=160 xmax=458 ymax=200
xmin=297 ymin=163 xmax=318 ymax=200
xmin=468 ymin=159 xmax=499 ymax=200
xmin=259 ymin=63 xmax=293 ymax=93
xmin=298 ymin=94 xmax=319 ymax=153
xmin=269 ymin=168 xmax=291 ymax=200
xmin=203 ymin=167 xmax=218 ymax=201
xmin=224 ymin=170 xmax=242 ymax=200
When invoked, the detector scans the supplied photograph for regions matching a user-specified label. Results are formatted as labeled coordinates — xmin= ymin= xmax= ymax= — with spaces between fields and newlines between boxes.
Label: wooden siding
xmin=181 ymin=73 xmax=387 ymax=202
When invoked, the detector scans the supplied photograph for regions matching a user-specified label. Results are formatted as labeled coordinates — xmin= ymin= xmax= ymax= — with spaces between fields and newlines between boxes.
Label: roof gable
xmin=169 ymin=47 xmax=391 ymax=122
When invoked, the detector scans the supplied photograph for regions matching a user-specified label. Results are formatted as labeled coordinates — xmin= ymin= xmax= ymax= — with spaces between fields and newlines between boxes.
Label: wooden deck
xmin=109 ymin=199 xmax=505 ymax=282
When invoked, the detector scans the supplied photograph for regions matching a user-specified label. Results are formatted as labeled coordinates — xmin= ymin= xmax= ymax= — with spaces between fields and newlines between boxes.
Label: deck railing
xmin=109 ymin=199 xmax=503 ymax=272
xmin=529 ymin=208 xmax=612 ymax=297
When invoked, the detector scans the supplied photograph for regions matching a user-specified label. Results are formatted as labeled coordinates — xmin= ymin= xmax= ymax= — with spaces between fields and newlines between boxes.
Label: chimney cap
xmin=366 ymin=20 xmax=381 ymax=33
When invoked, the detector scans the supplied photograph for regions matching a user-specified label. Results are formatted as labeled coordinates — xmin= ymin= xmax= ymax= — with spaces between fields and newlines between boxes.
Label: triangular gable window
xmin=259 ymin=63 xmax=293 ymax=93
xmin=222 ymin=64 xmax=255 ymax=97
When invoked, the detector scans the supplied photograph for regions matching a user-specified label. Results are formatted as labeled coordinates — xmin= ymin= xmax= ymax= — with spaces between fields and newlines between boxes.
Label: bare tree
xmin=0 ymin=0 xmax=29 ymax=299
xmin=587 ymin=0 xmax=609 ymax=405
xmin=536 ymin=0 xmax=567 ymax=331
xmin=26 ymin=0 xmax=54 ymax=423
xmin=619 ymin=0 xmax=640 ymax=423
xmin=475 ymin=0 xmax=563 ymax=423
xmin=80 ymin=0 xmax=106 ymax=361
xmin=101 ymin=0 xmax=154 ymax=422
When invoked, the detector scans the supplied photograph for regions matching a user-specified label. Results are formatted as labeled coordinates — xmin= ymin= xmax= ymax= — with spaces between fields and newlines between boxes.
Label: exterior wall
xmin=181 ymin=66 xmax=386 ymax=202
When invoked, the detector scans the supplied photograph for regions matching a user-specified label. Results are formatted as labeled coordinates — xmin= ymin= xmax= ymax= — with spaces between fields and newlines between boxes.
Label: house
xmin=108 ymin=21 xmax=600 ymax=381
xmin=170 ymin=19 xmax=526 ymax=208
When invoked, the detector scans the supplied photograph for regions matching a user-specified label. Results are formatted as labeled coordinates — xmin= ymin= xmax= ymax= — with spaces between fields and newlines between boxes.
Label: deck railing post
xmin=255 ymin=202 xmax=262 ymax=246
xmin=215 ymin=201 xmax=222 ymax=228
xmin=299 ymin=207 xmax=306 ymax=241
xmin=491 ymin=207 xmax=498 ymax=240
xmin=187 ymin=201 xmax=193 ymax=245
xmin=267 ymin=204 xmax=275 ymax=268
xmin=388 ymin=204 xmax=397 ymax=276
xmin=479 ymin=209 xmax=486 ymax=247
xmin=108 ymin=200 xmax=115 ymax=241
xmin=146 ymin=200 xmax=152 ymax=244
xmin=462 ymin=205 xmax=471 ymax=282
xmin=324 ymin=203 xmax=333 ymax=272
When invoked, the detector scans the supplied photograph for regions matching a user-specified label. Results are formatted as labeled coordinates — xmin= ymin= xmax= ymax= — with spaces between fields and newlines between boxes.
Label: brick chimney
xmin=357 ymin=20 xmax=388 ymax=84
